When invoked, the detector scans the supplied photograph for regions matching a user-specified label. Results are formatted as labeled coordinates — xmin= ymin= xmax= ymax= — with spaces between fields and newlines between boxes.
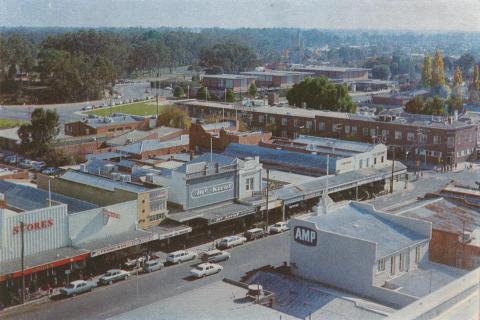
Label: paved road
xmin=5 ymin=232 xmax=290 ymax=320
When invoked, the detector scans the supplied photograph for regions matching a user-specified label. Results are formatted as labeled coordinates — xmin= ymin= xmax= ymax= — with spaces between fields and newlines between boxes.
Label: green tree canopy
xmin=156 ymin=106 xmax=191 ymax=129
xmin=286 ymin=77 xmax=356 ymax=113
xmin=225 ymin=89 xmax=235 ymax=103
xmin=173 ymin=86 xmax=185 ymax=98
xmin=18 ymin=108 xmax=60 ymax=156
xmin=432 ymin=49 xmax=445 ymax=87
xmin=196 ymin=86 xmax=210 ymax=101
xmin=405 ymin=96 xmax=447 ymax=116
xmin=248 ymin=83 xmax=257 ymax=97
xmin=422 ymin=55 xmax=433 ymax=88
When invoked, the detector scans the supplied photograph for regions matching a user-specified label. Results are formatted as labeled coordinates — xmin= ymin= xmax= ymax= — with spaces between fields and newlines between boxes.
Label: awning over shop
xmin=168 ymin=202 xmax=257 ymax=225
xmin=0 ymin=247 xmax=90 ymax=281
xmin=147 ymin=224 xmax=192 ymax=240
xmin=76 ymin=229 xmax=158 ymax=258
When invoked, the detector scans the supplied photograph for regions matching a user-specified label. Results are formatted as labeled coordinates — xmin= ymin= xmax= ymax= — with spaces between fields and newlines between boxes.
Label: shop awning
xmin=146 ymin=224 xmax=192 ymax=240
xmin=168 ymin=202 xmax=257 ymax=225
xmin=76 ymin=230 xmax=158 ymax=258
xmin=0 ymin=247 xmax=90 ymax=281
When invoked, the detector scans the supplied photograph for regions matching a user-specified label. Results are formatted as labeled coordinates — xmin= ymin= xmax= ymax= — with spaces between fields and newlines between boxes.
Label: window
xmin=399 ymin=253 xmax=405 ymax=272
xmin=381 ymin=156 xmax=384 ymax=163
xmin=407 ymin=132 xmax=415 ymax=141
xmin=318 ymin=122 xmax=325 ymax=131
xmin=374 ymin=158 xmax=377 ymax=165
xmin=282 ymin=118 xmax=287 ymax=126
xmin=332 ymin=124 xmax=337 ymax=132
xmin=390 ymin=256 xmax=396 ymax=275
xmin=419 ymin=134 xmax=427 ymax=143
xmin=306 ymin=121 xmax=313 ymax=129
xmin=395 ymin=130 xmax=402 ymax=140
xmin=382 ymin=129 xmax=389 ymax=137
xmin=447 ymin=136 xmax=455 ymax=147
xmin=363 ymin=128 xmax=369 ymax=136
xmin=415 ymin=246 xmax=421 ymax=264
xmin=281 ymin=130 xmax=287 ymax=138
xmin=150 ymin=199 xmax=166 ymax=212
xmin=377 ymin=258 xmax=386 ymax=272
xmin=258 ymin=115 xmax=264 ymax=123
xmin=293 ymin=119 xmax=299 ymax=128
xmin=433 ymin=136 xmax=441 ymax=144
xmin=245 ymin=177 xmax=254 ymax=191
xmin=345 ymin=125 xmax=350 ymax=134
xmin=148 ymin=213 xmax=164 ymax=221
xmin=351 ymin=126 xmax=357 ymax=135
xmin=370 ymin=128 xmax=376 ymax=137
xmin=269 ymin=116 xmax=276 ymax=124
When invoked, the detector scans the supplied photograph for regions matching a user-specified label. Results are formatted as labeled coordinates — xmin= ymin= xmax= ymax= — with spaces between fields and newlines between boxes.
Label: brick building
xmin=177 ymin=100 xmax=479 ymax=166
xmin=201 ymin=74 xmax=256 ymax=96
xmin=240 ymin=70 xmax=313 ymax=89
xmin=116 ymin=135 xmax=190 ymax=160
xmin=189 ymin=120 xmax=271 ymax=152
xmin=65 ymin=115 xmax=148 ymax=137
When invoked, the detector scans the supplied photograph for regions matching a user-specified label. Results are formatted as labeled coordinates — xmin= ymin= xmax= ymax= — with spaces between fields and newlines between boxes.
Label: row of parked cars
xmin=0 ymin=152 xmax=58 ymax=175
xmin=58 ymin=222 xmax=290 ymax=297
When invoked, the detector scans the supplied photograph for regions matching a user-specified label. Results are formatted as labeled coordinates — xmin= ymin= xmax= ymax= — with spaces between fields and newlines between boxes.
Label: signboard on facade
xmin=293 ymin=226 xmax=317 ymax=246
xmin=12 ymin=219 xmax=55 ymax=235
xmin=191 ymin=182 xmax=234 ymax=198
xmin=89 ymin=233 xmax=158 ymax=257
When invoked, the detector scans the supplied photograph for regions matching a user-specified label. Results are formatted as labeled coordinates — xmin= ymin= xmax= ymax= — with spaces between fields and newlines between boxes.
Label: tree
xmin=199 ymin=42 xmax=257 ymax=73
xmin=446 ymin=95 xmax=463 ymax=114
xmin=248 ymin=83 xmax=257 ymax=97
xmin=422 ymin=55 xmax=433 ymax=88
xmin=196 ymin=86 xmax=210 ymax=101
xmin=156 ymin=106 xmax=191 ymax=129
xmin=372 ymin=64 xmax=391 ymax=80
xmin=453 ymin=66 xmax=463 ymax=97
xmin=286 ymin=77 xmax=356 ymax=113
xmin=405 ymin=96 xmax=424 ymax=114
xmin=432 ymin=49 xmax=445 ymax=87
xmin=405 ymin=96 xmax=446 ymax=116
xmin=225 ymin=89 xmax=235 ymax=103
xmin=173 ymin=86 xmax=185 ymax=98
xmin=18 ymin=108 xmax=60 ymax=156
xmin=456 ymin=54 xmax=475 ymax=75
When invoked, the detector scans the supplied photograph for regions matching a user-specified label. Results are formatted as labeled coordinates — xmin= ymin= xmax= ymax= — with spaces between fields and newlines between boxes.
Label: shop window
xmin=415 ymin=246 xmax=421 ymax=264
xmin=245 ymin=177 xmax=254 ymax=191
xmin=377 ymin=258 xmax=386 ymax=272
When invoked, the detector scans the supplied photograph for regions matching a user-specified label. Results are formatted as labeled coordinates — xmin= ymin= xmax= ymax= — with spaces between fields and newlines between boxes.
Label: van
xmin=166 ymin=250 xmax=197 ymax=264
xmin=143 ymin=259 xmax=164 ymax=273
xmin=244 ymin=228 xmax=265 ymax=241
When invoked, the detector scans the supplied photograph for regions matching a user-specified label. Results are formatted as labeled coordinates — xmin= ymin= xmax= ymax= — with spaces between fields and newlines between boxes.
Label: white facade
xmin=0 ymin=205 xmax=70 ymax=262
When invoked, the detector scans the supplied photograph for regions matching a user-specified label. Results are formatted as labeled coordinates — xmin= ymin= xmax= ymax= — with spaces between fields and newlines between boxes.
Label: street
xmin=3 ymin=232 xmax=290 ymax=320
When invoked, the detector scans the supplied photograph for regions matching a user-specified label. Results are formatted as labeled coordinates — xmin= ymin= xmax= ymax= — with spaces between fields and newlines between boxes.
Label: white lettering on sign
xmin=191 ymin=182 xmax=234 ymax=198
xmin=294 ymin=226 xmax=317 ymax=246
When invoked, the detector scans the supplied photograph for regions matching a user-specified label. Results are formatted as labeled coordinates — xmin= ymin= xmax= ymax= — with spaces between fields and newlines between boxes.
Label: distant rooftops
xmin=81 ymin=114 xmax=145 ymax=128
xmin=202 ymin=74 xmax=255 ymax=80
xmin=293 ymin=65 xmax=370 ymax=72
xmin=292 ymin=135 xmax=381 ymax=154
xmin=117 ymin=135 xmax=189 ymax=155
xmin=300 ymin=202 xmax=429 ymax=259
xmin=241 ymin=70 xmax=314 ymax=77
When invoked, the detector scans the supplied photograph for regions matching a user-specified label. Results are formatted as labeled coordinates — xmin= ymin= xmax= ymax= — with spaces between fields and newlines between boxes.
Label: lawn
xmin=85 ymin=101 xmax=165 ymax=117
xmin=0 ymin=118 xmax=27 ymax=129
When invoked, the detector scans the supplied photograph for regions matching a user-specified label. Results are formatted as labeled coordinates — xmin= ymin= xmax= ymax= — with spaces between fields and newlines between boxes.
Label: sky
xmin=1 ymin=0 xmax=480 ymax=32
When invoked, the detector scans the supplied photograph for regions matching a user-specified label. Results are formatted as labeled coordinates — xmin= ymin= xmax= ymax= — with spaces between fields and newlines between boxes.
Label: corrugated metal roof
xmin=0 ymin=180 xmax=98 ymax=214
xmin=117 ymin=136 xmax=189 ymax=155
xmin=303 ymin=203 xmax=427 ymax=259
xmin=293 ymin=135 xmax=377 ymax=154
xmin=60 ymin=170 xmax=150 ymax=193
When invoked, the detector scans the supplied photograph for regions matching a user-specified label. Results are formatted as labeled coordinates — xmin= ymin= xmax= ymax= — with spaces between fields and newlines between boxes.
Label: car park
xmin=190 ymin=263 xmax=223 ymax=278
xmin=143 ymin=259 xmax=164 ymax=273
xmin=244 ymin=228 xmax=265 ymax=241
xmin=269 ymin=221 xmax=289 ymax=234
xmin=200 ymin=249 xmax=231 ymax=263
xmin=99 ymin=269 xmax=130 ymax=285
xmin=41 ymin=167 xmax=58 ymax=175
xmin=217 ymin=235 xmax=247 ymax=249
xmin=59 ymin=280 xmax=97 ymax=297
xmin=31 ymin=161 xmax=46 ymax=171
xmin=166 ymin=250 xmax=197 ymax=264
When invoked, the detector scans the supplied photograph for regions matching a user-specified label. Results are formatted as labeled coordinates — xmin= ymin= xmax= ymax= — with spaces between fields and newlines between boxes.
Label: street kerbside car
xmin=99 ymin=269 xmax=130 ymax=285
xmin=59 ymin=280 xmax=97 ymax=297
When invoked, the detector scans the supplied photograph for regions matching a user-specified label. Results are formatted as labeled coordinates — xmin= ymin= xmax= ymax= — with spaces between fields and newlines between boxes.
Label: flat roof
xmin=298 ymin=202 xmax=428 ymax=259
xmin=202 ymin=74 xmax=255 ymax=80
xmin=292 ymin=135 xmax=381 ymax=154
xmin=81 ymin=115 xmax=144 ymax=128
xmin=168 ymin=202 xmax=256 ymax=225
xmin=0 ymin=180 xmax=98 ymax=214
xmin=75 ymin=229 xmax=157 ymax=254
xmin=117 ymin=136 xmax=189 ymax=155
xmin=60 ymin=170 xmax=152 ymax=193
xmin=241 ymin=70 xmax=314 ymax=77
xmin=146 ymin=223 xmax=192 ymax=240
xmin=293 ymin=65 xmax=370 ymax=72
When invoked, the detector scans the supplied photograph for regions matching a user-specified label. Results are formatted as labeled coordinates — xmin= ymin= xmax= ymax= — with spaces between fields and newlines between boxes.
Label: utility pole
xmin=210 ymin=135 xmax=213 ymax=164
xmin=265 ymin=169 xmax=270 ymax=230
xmin=187 ymin=85 xmax=190 ymax=99
xmin=390 ymin=147 xmax=395 ymax=193
xmin=20 ymin=221 xmax=25 ymax=304
xmin=156 ymin=73 xmax=159 ymax=116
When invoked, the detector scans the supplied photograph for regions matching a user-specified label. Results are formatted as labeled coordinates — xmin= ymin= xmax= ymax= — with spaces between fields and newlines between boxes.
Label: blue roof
xmin=223 ymin=143 xmax=336 ymax=172
xmin=0 ymin=180 xmax=98 ymax=214
xmin=303 ymin=203 xmax=428 ymax=259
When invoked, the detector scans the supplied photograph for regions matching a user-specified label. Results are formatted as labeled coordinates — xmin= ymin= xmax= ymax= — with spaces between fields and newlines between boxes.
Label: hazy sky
xmin=1 ymin=0 xmax=480 ymax=31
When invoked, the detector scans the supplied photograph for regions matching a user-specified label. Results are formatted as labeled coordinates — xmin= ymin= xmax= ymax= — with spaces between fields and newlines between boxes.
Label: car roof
xmin=247 ymin=228 xmax=263 ymax=232
xmin=106 ymin=269 xmax=122 ymax=272
xmin=146 ymin=259 xmax=162 ymax=263
xmin=203 ymin=249 xmax=221 ymax=254
xmin=169 ymin=250 xmax=186 ymax=255
xmin=70 ymin=280 xmax=86 ymax=285
xmin=197 ymin=263 xmax=213 ymax=267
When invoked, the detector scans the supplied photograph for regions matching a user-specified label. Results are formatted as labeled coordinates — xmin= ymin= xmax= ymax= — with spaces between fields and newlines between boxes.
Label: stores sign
xmin=293 ymin=226 xmax=317 ymax=246
xmin=12 ymin=219 xmax=54 ymax=235
xmin=191 ymin=182 xmax=234 ymax=198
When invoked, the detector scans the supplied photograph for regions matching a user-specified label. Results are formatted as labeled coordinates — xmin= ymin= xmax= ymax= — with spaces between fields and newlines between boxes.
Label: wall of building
xmin=237 ymin=157 xmax=262 ymax=199
xmin=0 ymin=205 xmax=69 ymax=262
xmin=185 ymin=172 xmax=237 ymax=210
xmin=136 ymin=189 xmax=168 ymax=229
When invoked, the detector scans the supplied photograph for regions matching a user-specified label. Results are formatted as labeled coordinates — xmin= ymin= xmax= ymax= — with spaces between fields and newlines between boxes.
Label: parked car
xmin=269 ymin=221 xmax=289 ymax=234
xmin=200 ymin=249 xmax=231 ymax=263
xmin=82 ymin=105 xmax=92 ymax=111
xmin=99 ymin=269 xmax=130 ymax=285
xmin=143 ymin=259 xmax=164 ymax=273
xmin=190 ymin=263 xmax=223 ymax=278
xmin=166 ymin=250 xmax=197 ymax=264
xmin=18 ymin=159 xmax=33 ymax=169
xmin=31 ymin=161 xmax=46 ymax=171
xmin=244 ymin=228 xmax=265 ymax=241
xmin=41 ymin=167 xmax=57 ymax=175
xmin=217 ymin=236 xmax=247 ymax=249
xmin=3 ymin=155 xmax=17 ymax=164
xmin=59 ymin=280 xmax=97 ymax=297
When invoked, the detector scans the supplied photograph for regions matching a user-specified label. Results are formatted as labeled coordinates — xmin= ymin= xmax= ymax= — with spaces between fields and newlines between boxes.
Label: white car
xmin=166 ymin=250 xmax=197 ymax=264
xmin=269 ymin=221 xmax=289 ymax=234
xmin=99 ymin=269 xmax=130 ymax=285
xmin=190 ymin=263 xmax=223 ymax=278
xmin=217 ymin=236 xmax=247 ymax=249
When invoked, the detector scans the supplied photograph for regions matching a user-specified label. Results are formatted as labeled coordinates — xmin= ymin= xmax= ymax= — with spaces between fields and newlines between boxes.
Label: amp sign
xmin=293 ymin=226 xmax=317 ymax=246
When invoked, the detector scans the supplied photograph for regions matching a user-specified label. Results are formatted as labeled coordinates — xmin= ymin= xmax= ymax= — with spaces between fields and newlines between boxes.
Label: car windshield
xmin=195 ymin=266 xmax=204 ymax=271
xmin=65 ymin=284 xmax=75 ymax=289
xmin=105 ymin=271 xmax=114 ymax=276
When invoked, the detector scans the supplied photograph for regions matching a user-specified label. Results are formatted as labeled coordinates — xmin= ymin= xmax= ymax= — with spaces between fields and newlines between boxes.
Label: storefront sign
xmin=294 ymin=226 xmax=317 ymax=246
xmin=12 ymin=218 xmax=54 ymax=235
xmin=208 ymin=209 xmax=254 ymax=225
xmin=191 ymin=182 xmax=234 ymax=198
xmin=90 ymin=233 xmax=158 ymax=257
xmin=103 ymin=210 xmax=120 ymax=219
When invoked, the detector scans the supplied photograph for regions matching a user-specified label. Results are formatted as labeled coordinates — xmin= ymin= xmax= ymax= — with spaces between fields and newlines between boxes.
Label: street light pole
xmin=390 ymin=147 xmax=395 ymax=193
xmin=265 ymin=169 xmax=270 ymax=230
